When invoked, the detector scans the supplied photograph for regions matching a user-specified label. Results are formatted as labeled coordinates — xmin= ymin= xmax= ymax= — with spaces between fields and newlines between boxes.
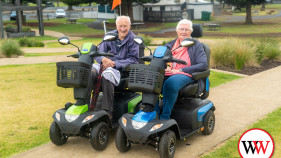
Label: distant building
xmin=143 ymin=0 xmax=213 ymax=22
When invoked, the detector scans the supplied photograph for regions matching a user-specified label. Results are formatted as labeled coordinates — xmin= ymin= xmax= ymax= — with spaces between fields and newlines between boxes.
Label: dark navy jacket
xmin=166 ymin=38 xmax=208 ymax=75
xmin=95 ymin=30 xmax=139 ymax=70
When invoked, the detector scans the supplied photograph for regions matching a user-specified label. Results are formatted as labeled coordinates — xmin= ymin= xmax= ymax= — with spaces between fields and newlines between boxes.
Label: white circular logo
xmin=238 ymin=128 xmax=274 ymax=158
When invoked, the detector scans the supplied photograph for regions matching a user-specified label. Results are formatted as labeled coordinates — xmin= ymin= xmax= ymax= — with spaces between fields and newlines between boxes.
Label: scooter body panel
xmin=52 ymin=109 xmax=109 ymax=135
xmin=119 ymin=113 xmax=179 ymax=144
xmin=52 ymin=92 xmax=141 ymax=135
xmin=171 ymin=99 xmax=215 ymax=139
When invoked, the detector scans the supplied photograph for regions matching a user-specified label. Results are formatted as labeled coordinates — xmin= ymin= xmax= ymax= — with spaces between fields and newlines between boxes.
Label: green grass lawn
xmin=0 ymin=63 xmax=242 ymax=158
xmin=24 ymin=52 xmax=72 ymax=57
xmin=201 ymin=107 xmax=281 ymax=158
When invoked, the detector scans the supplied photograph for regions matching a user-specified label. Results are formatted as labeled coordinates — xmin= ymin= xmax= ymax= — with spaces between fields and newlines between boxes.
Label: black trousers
xmin=91 ymin=69 xmax=115 ymax=113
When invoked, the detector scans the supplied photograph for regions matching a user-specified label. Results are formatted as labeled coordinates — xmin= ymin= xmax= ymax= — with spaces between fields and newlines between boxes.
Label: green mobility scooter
xmin=49 ymin=33 xmax=142 ymax=151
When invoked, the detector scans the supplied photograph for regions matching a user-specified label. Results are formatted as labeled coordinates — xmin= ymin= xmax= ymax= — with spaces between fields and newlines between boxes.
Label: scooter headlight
xmin=121 ymin=117 xmax=127 ymax=127
xmin=65 ymin=114 xmax=79 ymax=122
xmin=55 ymin=112 xmax=60 ymax=121
xmin=82 ymin=114 xmax=95 ymax=123
xmin=149 ymin=123 xmax=163 ymax=132
xmin=132 ymin=120 xmax=147 ymax=129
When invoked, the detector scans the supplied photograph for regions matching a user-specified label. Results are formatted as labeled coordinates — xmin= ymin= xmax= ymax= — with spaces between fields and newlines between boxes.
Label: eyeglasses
xmin=178 ymin=28 xmax=190 ymax=32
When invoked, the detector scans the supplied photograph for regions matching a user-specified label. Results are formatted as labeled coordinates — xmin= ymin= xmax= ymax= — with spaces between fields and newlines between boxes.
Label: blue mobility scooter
xmin=115 ymin=24 xmax=215 ymax=158
xmin=49 ymin=33 xmax=142 ymax=151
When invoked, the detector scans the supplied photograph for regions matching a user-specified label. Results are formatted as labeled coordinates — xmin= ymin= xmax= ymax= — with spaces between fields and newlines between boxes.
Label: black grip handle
xmin=98 ymin=52 xmax=114 ymax=57
xmin=140 ymin=55 xmax=153 ymax=62
xmin=170 ymin=58 xmax=187 ymax=65
xmin=89 ymin=51 xmax=114 ymax=57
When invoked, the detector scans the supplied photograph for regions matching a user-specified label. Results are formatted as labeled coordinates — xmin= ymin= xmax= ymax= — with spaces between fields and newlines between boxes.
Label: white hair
xmin=116 ymin=16 xmax=131 ymax=25
xmin=176 ymin=19 xmax=193 ymax=32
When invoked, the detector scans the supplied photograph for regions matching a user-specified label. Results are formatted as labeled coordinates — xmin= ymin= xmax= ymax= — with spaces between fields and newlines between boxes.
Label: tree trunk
xmin=261 ymin=2 xmax=265 ymax=11
xmin=68 ymin=5 xmax=73 ymax=11
xmin=57 ymin=0 xmax=59 ymax=7
xmin=245 ymin=0 xmax=253 ymax=24
xmin=120 ymin=0 xmax=134 ymax=22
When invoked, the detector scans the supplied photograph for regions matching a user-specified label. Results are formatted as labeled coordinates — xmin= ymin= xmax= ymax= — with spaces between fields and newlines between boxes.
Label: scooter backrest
xmin=191 ymin=24 xmax=203 ymax=38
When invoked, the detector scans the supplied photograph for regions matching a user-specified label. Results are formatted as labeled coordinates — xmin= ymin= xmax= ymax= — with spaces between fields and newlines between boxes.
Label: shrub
xmin=4 ymin=24 xmax=16 ymax=29
xmin=18 ymin=38 xmax=44 ymax=47
xmin=22 ymin=27 xmax=32 ymax=32
xmin=254 ymin=37 xmax=281 ymax=62
xmin=210 ymin=38 xmax=257 ymax=70
xmin=162 ymin=40 xmax=167 ymax=45
xmin=1 ymin=39 xmax=24 ymax=58
xmin=137 ymin=33 xmax=152 ymax=46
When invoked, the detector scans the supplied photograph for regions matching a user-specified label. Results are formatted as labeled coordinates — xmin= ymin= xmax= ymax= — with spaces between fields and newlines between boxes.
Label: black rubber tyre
xmin=90 ymin=122 xmax=110 ymax=151
xmin=49 ymin=121 xmax=68 ymax=146
xmin=202 ymin=110 xmax=215 ymax=135
xmin=115 ymin=126 xmax=131 ymax=152
xmin=159 ymin=130 xmax=176 ymax=158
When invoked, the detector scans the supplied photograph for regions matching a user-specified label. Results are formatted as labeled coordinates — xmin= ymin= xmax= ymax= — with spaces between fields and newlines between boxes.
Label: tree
xmin=225 ymin=0 xmax=266 ymax=24
xmin=60 ymin=0 xmax=83 ymax=10
xmin=90 ymin=0 xmax=151 ymax=22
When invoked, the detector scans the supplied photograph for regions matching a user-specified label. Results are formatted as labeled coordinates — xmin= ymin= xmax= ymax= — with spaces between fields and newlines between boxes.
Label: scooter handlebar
xmin=164 ymin=57 xmax=187 ymax=65
xmin=171 ymin=58 xmax=187 ymax=65
xmin=89 ymin=51 xmax=114 ymax=57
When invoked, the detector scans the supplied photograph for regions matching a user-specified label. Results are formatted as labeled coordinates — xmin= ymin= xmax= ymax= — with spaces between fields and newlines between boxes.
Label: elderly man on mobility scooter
xmin=49 ymin=16 xmax=140 ymax=151
xmin=91 ymin=16 xmax=139 ymax=119
xmin=115 ymin=19 xmax=215 ymax=158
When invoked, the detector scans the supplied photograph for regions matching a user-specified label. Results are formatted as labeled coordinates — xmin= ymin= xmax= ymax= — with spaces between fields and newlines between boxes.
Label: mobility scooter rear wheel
xmin=202 ymin=110 xmax=215 ymax=135
xmin=49 ymin=121 xmax=68 ymax=145
xmin=159 ymin=130 xmax=176 ymax=158
xmin=115 ymin=126 xmax=131 ymax=152
xmin=90 ymin=122 xmax=110 ymax=151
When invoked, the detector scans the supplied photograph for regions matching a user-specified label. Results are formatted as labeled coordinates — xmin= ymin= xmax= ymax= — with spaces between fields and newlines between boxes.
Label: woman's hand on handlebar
xmin=165 ymin=68 xmax=181 ymax=74
xmin=102 ymin=57 xmax=115 ymax=70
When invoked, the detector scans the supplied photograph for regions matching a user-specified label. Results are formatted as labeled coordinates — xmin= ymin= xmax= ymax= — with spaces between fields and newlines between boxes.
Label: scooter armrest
xmin=191 ymin=70 xmax=210 ymax=80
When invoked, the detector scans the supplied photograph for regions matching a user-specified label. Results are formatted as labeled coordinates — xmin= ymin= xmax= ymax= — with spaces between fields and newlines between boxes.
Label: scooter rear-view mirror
xmin=58 ymin=37 xmax=70 ymax=45
xmin=103 ymin=33 xmax=118 ymax=41
xmin=133 ymin=36 xmax=144 ymax=45
xmin=134 ymin=36 xmax=152 ymax=55
xmin=181 ymin=38 xmax=196 ymax=47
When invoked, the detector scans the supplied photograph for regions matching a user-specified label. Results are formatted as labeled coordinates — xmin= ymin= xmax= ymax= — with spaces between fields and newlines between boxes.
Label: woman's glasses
xmin=178 ymin=28 xmax=190 ymax=32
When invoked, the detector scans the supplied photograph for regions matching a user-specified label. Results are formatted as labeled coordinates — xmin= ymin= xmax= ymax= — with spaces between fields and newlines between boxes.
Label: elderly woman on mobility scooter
xmin=155 ymin=19 xmax=208 ymax=120
xmin=91 ymin=16 xmax=139 ymax=118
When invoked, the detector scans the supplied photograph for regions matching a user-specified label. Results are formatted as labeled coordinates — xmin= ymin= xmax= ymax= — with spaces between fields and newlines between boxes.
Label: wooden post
xmin=15 ymin=0 xmax=23 ymax=32
xmin=0 ymin=0 xmax=4 ymax=39
xmin=37 ymin=0 xmax=44 ymax=36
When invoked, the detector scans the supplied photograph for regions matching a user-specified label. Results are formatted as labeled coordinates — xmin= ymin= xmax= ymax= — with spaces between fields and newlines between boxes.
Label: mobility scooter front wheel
xmin=115 ymin=126 xmax=131 ymax=152
xmin=89 ymin=122 xmax=110 ymax=151
xmin=49 ymin=121 xmax=68 ymax=145
xmin=159 ymin=130 xmax=176 ymax=158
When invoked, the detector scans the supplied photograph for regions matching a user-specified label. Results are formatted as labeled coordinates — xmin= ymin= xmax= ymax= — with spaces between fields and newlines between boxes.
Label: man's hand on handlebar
xmin=102 ymin=57 xmax=115 ymax=70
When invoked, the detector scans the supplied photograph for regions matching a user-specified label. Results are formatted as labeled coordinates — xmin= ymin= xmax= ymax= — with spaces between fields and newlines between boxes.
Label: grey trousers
xmin=91 ymin=68 xmax=115 ymax=112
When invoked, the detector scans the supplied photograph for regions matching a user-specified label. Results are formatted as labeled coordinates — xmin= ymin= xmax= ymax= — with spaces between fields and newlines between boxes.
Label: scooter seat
xmin=178 ymin=83 xmax=198 ymax=98
xmin=115 ymin=78 xmax=129 ymax=91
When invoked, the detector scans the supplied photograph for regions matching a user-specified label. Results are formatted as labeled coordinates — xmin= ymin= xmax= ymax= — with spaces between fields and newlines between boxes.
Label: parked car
xmin=10 ymin=11 xmax=17 ymax=21
xmin=45 ymin=1 xmax=55 ymax=7
xmin=55 ymin=9 xmax=66 ymax=18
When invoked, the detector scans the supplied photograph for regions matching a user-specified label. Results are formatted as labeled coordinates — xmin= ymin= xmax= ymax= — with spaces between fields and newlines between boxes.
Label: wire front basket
xmin=128 ymin=64 xmax=164 ymax=94
xmin=57 ymin=62 xmax=91 ymax=88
